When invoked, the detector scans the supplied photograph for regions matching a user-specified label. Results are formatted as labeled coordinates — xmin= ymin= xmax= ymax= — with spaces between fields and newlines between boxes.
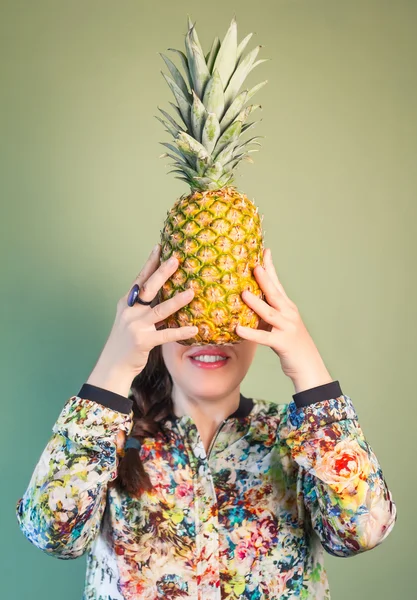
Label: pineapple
xmin=156 ymin=15 xmax=269 ymax=345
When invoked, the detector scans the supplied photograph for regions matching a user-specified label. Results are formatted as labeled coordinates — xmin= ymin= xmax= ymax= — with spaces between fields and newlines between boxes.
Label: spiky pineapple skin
xmin=159 ymin=185 xmax=265 ymax=345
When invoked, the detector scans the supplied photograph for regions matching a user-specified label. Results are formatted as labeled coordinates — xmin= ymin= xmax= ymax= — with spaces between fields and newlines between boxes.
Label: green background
xmin=1 ymin=0 xmax=415 ymax=598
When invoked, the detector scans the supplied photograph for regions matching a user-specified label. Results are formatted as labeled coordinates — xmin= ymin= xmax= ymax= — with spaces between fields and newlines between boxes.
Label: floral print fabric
xmin=16 ymin=391 xmax=397 ymax=599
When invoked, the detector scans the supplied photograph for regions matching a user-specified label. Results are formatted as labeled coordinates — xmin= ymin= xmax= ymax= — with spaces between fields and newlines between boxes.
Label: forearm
xmin=16 ymin=393 xmax=133 ymax=558
xmin=281 ymin=387 xmax=397 ymax=557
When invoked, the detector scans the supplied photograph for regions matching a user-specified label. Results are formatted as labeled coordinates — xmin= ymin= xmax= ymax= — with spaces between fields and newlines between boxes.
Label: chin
xmin=186 ymin=381 xmax=233 ymax=398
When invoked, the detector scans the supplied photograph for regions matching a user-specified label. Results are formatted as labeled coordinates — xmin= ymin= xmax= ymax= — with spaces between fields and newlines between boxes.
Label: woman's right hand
xmin=94 ymin=244 xmax=197 ymax=378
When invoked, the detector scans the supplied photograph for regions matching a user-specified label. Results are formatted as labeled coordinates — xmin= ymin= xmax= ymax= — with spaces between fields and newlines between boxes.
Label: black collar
xmin=169 ymin=393 xmax=254 ymax=421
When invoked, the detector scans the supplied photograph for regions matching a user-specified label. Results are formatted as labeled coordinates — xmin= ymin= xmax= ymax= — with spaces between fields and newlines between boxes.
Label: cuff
xmin=77 ymin=383 xmax=133 ymax=415
xmin=292 ymin=380 xmax=342 ymax=408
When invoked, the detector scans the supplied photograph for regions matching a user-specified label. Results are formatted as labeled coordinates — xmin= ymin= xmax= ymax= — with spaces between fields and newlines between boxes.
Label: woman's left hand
xmin=236 ymin=248 xmax=333 ymax=387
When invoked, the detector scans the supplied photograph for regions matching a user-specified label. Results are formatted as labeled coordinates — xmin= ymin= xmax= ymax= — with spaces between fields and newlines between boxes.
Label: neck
xmin=171 ymin=384 xmax=241 ymax=426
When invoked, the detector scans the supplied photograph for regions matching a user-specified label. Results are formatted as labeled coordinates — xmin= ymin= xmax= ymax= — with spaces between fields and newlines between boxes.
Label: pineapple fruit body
xmin=159 ymin=185 xmax=264 ymax=345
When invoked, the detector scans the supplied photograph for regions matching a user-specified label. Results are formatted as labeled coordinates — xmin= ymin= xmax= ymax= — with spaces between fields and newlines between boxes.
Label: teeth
xmin=192 ymin=355 xmax=227 ymax=363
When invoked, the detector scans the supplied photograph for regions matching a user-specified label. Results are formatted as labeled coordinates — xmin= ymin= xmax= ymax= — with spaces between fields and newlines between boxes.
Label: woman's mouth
xmin=189 ymin=355 xmax=230 ymax=369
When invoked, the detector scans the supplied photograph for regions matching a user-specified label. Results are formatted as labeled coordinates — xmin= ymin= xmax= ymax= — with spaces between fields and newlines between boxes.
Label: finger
xmin=127 ymin=255 xmax=179 ymax=307
xmin=264 ymin=248 xmax=292 ymax=302
xmin=241 ymin=290 xmax=287 ymax=329
xmin=148 ymin=288 xmax=195 ymax=326
xmin=253 ymin=264 xmax=287 ymax=311
xmin=137 ymin=255 xmax=180 ymax=303
xmin=263 ymin=248 xmax=280 ymax=289
xmin=235 ymin=323 xmax=274 ymax=347
xmin=125 ymin=244 xmax=161 ymax=297
xmin=150 ymin=325 xmax=199 ymax=346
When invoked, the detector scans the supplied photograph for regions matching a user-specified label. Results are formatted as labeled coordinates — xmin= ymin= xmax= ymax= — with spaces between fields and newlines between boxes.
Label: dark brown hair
xmin=110 ymin=344 xmax=173 ymax=499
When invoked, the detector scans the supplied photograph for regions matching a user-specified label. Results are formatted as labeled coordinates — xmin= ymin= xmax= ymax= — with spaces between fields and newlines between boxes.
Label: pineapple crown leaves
xmin=155 ymin=15 xmax=269 ymax=192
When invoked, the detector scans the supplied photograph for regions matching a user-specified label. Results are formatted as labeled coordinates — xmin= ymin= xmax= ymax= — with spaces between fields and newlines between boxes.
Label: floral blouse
xmin=16 ymin=380 xmax=397 ymax=600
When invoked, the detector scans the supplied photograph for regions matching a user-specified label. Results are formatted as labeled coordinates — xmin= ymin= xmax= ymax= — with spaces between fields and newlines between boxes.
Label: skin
xmin=161 ymin=339 xmax=258 ymax=453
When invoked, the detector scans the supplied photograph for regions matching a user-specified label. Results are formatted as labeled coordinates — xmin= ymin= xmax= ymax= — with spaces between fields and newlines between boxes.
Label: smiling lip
xmin=187 ymin=347 xmax=231 ymax=369
xmin=188 ymin=347 xmax=230 ymax=358
xmin=188 ymin=355 xmax=230 ymax=369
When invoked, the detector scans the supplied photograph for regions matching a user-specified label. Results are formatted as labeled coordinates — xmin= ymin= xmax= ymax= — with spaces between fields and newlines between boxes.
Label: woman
xmin=16 ymin=244 xmax=397 ymax=599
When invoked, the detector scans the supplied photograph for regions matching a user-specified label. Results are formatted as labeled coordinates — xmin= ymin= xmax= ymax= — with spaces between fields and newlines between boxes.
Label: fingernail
xmin=168 ymin=256 xmax=177 ymax=265
xmin=152 ymin=244 xmax=160 ymax=253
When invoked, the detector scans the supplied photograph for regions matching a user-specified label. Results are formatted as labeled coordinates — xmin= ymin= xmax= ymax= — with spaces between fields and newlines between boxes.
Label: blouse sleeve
xmin=279 ymin=381 xmax=397 ymax=557
xmin=15 ymin=384 xmax=134 ymax=559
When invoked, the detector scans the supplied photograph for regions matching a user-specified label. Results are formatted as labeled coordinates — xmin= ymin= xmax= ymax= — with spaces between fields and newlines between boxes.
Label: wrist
xmin=290 ymin=364 xmax=333 ymax=394
xmin=86 ymin=361 xmax=135 ymax=398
